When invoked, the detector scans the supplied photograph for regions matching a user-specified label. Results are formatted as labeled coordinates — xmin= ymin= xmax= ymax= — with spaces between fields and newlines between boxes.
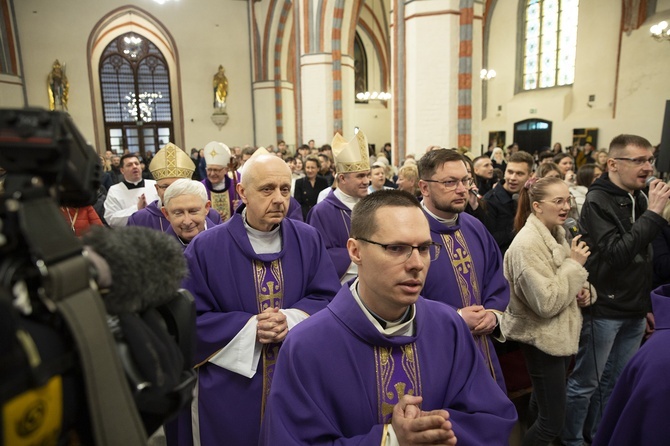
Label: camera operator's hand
xmin=137 ymin=193 xmax=148 ymax=210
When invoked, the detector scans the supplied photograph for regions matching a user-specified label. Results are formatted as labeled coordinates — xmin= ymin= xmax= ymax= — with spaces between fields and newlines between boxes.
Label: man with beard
xmin=417 ymin=149 xmax=510 ymax=392
xmin=562 ymin=135 xmax=670 ymax=446
xmin=181 ymin=153 xmax=340 ymax=445
xmin=483 ymin=151 xmax=534 ymax=255
xmin=261 ymin=190 xmax=517 ymax=445
xmin=104 ymin=153 xmax=159 ymax=227
xmin=308 ymin=130 xmax=370 ymax=284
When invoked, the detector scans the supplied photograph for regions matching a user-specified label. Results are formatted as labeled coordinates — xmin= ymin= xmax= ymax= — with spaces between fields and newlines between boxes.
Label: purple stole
xmin=440 ymin=230 xmax=498 ymax=382
xmin=211 ymin=189 xmax=232 ymax=222
xmin=253 ymin=259 xmax=284 ymax=419
xmin=375 ymin=343 xmax=422 ymax=423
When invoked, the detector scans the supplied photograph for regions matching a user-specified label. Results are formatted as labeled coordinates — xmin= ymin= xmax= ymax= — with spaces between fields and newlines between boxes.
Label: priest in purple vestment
xmin=161 ymin=179 xmax=216 ymax=249
xmin=307 ymin=130 xmax=370 ymax=283
xmin=417 ymin=149 xmax=510 ymax=392
xmin=127 ymin=142 xmax=221 ymax=231
xmin=181 ymin=153 xmax=340 ymax=446
xmin=261 ymin=190 xmax=517 ymax=445
xmin=592 ymin=284 xmax=670 ymax=446
xmin=200 ymin=140 xmax=241 ymax=223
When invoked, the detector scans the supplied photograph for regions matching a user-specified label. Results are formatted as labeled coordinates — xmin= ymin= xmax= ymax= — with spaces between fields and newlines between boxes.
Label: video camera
xmin=0 ymin=108 xmax=196 ymax=445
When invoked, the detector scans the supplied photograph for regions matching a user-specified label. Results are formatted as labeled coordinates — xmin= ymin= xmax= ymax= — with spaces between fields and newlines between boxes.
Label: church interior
xmin=1 ymin=0 xmax=669 ymax=163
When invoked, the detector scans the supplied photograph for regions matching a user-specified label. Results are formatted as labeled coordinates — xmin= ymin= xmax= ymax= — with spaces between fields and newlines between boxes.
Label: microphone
xmin=564 ymin=217 xmax=581 ymax=238
xmin=82 ymin=226 xmax=188 ymax=314
xmin=646 ymin=176 xmax=658 ymax=187
xmin=512 ymin=193 xmax=519 ymax=202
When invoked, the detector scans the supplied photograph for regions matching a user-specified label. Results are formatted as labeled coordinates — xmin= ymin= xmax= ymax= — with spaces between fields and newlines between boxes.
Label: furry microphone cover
xmin=83 ymin=226 xmax=188 ymax=314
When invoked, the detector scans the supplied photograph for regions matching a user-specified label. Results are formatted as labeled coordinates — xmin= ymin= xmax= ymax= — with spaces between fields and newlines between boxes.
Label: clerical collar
xmin=176 ymin=221 xmax=208 ymax=246
xmin=242 ymin=209 xmax=282 ymax=254
xmin=334 ymin=188 xmax=360 ymax=211
xmin=123 ymin=179 xmax=145 ymax=190
xmin=350 ymin=279 xmax=415 ymax=336
xmin=421 ymin=202 xmax=458 ymax=226
xmin=210 ymin=175 xmax=230 ymax=192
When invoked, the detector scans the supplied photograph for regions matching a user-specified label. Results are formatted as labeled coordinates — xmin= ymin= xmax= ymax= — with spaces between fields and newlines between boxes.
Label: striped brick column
xmin=458 ymin=0 xmax=474 ymax=148
xmin=331 ymin=0 xmax=345 ymax=134
xmin=274 ymin=1 xmax=292 ymax=142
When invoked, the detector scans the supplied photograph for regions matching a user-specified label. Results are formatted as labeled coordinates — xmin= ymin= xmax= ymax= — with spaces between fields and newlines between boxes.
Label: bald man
xmin=181 ymin=154 xmax=341 ymax=445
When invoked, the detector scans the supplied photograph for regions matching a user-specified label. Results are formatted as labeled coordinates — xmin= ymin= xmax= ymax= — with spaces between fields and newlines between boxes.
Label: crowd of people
xmin=26 ymin=131 xmax=670 ymax=445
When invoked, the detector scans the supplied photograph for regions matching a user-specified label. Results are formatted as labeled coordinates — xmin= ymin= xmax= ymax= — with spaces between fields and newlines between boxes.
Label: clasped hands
xmin=459 ymin=305 xmax=497 ymax=336
xmin=576 ymin=287 xmax=591 ymax=308
xmin=392 ymin=395 xmax=457 ymax=446
xmin=256 ymin=307 xmax=288 ymax=344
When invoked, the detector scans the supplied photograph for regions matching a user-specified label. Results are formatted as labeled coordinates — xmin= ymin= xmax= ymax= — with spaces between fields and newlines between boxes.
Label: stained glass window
xmin=523 ymin=0 xmax=578 ymax=90
xmin=99 ymin=33 xmax=173 ymax=155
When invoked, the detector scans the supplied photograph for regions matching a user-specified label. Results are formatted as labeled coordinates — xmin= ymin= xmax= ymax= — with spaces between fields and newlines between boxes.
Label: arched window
xmin=99 ymin=32 xmax=173 ymax=156
xmin=523 ymin=0 xmax=579 ymax=90
xmin=354 ymin=32 xmax=368 ymax=103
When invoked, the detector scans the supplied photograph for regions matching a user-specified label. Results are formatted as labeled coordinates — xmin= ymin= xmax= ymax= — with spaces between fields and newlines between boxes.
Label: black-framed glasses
xmin=421 ymin=177 xmax=474 ymax=191
xmin=356 ymin=238 xmax=441 ymax=262
xmin=614 ymin=157 xmax=655 ymax=166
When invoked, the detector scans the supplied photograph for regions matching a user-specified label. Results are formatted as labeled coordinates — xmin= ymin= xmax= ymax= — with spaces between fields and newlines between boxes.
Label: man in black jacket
xmin=482 ymin=151 xmax=533 ymax=255
xmin=562 ymin=134 xmax=670 ymax=446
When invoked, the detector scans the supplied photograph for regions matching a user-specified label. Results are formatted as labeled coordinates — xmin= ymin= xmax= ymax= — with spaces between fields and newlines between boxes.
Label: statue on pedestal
xmin=213 ymin=65 xmax=228 ymax=110
xmin=47 ymin=60 xmax=69 ymax=111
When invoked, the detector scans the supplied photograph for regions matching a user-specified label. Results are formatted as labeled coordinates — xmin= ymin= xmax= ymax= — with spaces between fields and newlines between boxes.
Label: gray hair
xmin=163 ymin=179 xmax=208 ymax=207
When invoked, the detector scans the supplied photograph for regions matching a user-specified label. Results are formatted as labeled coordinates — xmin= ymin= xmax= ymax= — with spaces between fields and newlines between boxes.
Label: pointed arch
xmin=87 ymin=5 xmax=183 ymax=152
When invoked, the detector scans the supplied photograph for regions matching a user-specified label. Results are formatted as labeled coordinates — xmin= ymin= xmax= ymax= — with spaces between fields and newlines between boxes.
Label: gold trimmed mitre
xmin=204 ymin=141 xmax=232 ymax=167
xmin=149 ymin=143 xmax=195 ymax=180
xmin=332 ymin=130 xmax=370 ymax=174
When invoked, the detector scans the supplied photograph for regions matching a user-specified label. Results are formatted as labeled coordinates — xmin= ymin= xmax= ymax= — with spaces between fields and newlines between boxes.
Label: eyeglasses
xmin=421 ymin=177 xmax=474 ymax=190
xmin=356 ymin=238 xmax=441 ymax=262
xmin=206 ymin=167 xmax=225 ymax=173
xmin=539 ymin=196 xmax=574 ymax=207
xmin=614 ymin=157 xmax=655 ymax=166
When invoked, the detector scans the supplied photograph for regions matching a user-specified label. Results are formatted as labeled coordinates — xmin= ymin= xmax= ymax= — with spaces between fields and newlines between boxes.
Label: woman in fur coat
xmin=502 ymin=176 xmax=595 ymax=446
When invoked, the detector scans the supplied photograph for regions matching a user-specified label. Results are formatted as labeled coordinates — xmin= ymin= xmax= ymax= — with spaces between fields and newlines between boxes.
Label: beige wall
xmin=12 ymin=0 xmax=253 ymax=153
xmin=483 ymin=0 xmax=670 ymax=152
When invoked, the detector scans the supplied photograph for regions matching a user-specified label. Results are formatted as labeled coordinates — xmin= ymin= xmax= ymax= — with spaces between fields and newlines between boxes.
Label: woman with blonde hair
xmin=595 ymin=149 xmax=609 ymax=172
xmin=503 ymin=176 xmax=595 ymax=446
xmin=395 ymin=164 xmax=420 ymax=198
xmin=491 ymin=147 xmax=507 ymax=173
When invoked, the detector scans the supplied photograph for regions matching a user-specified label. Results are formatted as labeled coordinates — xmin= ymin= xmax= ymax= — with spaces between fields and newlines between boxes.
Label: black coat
xmin=294 ymin=176 xmax=329 ymax=220
xmin=580 ymin=173 xmax=666 ymax=318
xmin=483 ymin=181 xmax=517 ymax=255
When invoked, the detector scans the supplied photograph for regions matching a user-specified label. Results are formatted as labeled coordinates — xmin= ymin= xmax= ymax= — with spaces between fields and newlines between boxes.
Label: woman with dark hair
xmin=570 ymin=163 xmax=602 ymax=215
xmin=502 ymin=176 xmax=595 ymax=446
xmin=294 ymin=156 xmax=328 ymax=220
xmin=552 ymin=153 xmax=575 ymax=184
xmin=552 ymin=142 xmax=563 ymax=154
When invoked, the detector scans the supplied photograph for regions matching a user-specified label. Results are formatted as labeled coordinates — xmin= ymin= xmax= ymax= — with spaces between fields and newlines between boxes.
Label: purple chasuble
xmin=306 ymin=190 xmax=353 ymax=279
xmin=177 ymin=209 xmax=340 ymax=446
xmin=593 ymin=285 xmax=670 ymax=446
xmin=422 ymin=211 xmax=510 ymax=392
xmin=253 ymin=259 xmax=284 ymax=416
xmin=260 ymin=285 xmax=517 ymax=445
xmin=375 ymin=344 xmax=422 ymax=424
xmin=128 ymin=199 xmax=222 ymax=231
xmin=202 ymin=172 xmax=241 ymax=223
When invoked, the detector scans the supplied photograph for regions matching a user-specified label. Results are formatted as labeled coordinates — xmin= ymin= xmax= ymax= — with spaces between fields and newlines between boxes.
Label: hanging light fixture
xmin=650 ymin=21 xmax=670 ymax=42
xmin=356 ymin=91 xmax=392 ymax=101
